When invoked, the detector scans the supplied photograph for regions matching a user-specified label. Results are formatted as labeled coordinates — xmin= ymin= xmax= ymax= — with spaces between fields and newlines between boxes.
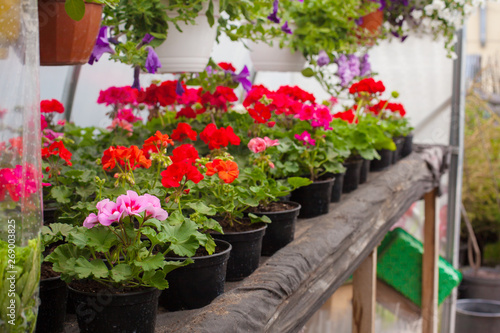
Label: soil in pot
xmin=343 ymin=158 xmax=363 ymax=193
xmin=401 ymin=133 xmax=414 ymax=158
xmin=330 ymin=173 xmax=344 ymax=203
xmin=35 ymin=263 xmax=67 ymax=333
xmin=392 ymin=136 xmax=405 ymax=164
xmin=158 ymin=239 xmax=231 ymax=311
xmin=291 ymin=177 xmax=335 ymax=218
xmin=210 ymin=220 xmax=267 ymax=281
xmin=69 ymin=280 xmax=160 ymax=333
xmin=359 ymin=159 xmax=371 ymax=184
xmin=249 ymin=201 xmax=301 ymax=256
xmin=370 ymin=149 xmax=394 ymax=172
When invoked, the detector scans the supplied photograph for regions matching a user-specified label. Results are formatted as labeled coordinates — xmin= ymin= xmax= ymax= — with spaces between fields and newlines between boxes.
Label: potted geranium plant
xmin=242 ymin=137 xmax=310 ymax=255
xmin=45 ymin=190 xmax=198 ymax=332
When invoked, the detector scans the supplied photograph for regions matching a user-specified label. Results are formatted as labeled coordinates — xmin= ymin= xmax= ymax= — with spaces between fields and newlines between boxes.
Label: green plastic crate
xmin=377 ymin=228 xmax=462 ymax=307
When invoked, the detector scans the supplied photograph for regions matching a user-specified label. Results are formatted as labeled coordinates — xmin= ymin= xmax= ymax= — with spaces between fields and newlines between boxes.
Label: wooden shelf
xmin=152 ymin=145 xmax=449 ymax=333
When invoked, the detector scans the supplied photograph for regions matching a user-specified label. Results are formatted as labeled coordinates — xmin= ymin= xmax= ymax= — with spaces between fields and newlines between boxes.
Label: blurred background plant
xmin=462 ymin=62 xmax=500 ymax=266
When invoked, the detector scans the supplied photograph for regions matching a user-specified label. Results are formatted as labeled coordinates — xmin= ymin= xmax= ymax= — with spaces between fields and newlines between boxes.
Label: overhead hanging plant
xmin=380 ymin=0 xmax=483 ymax=57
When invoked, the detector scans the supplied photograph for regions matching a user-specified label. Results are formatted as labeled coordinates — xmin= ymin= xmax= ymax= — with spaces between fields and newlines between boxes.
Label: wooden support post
xmin=422 ymin=188 xmax=438 ymax=333
xmin=352 ymin=249 xmax=377 ymax=333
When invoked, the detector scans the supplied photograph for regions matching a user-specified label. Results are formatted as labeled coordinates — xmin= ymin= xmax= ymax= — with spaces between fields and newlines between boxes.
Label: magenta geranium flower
xmin=116 ymin=190 xmax=149 ymax=218
xmin=295 ymin=131 xmax=316 ymax=146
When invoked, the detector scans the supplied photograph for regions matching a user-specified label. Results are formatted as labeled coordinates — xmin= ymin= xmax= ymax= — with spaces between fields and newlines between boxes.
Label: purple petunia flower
xmin=267 ymin=0 xmax=280 ymax=24
xmin=317 ymin=50 xmax=330 ymax=67
xmin=88 ymin=26 xmax=115 ymax=65
xmin=348 ymin=55 xmax=361 ymax=78
xmin=281 ymin=21 xmax=293 ymax=34
xmin=360 ymin=54 xmax=371 ymax=77
xmin=145 ymin=47 xmax=162 ymax=74
xmin=232 ymin=66 xmax=252 ymax=91
xmin=142 ymin=33 xmax=155 ymax=44
xmin=132 ymin=66 xmax=140 ymax=90
xmin=355 ymin=17 xmax=364 ymax=26
xmin=176 ymin=80 xmax=185 ymax=96
xmin=336 ymin=54 xmax=354 ymax=87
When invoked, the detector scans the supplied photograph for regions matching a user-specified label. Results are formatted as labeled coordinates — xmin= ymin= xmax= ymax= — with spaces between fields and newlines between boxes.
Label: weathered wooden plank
xmin=352 ymin=249 xmax=377 ymax=333
xmin=422 ymin=188 xmax=438 ymax=333
xmin=153 ymin=145 xmax=448 ymax=333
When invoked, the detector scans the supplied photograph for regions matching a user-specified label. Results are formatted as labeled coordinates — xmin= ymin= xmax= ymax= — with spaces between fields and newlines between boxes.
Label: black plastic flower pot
xmin=392 ymin=136 xmax=405 ymax=164
xmin=69 ymin=285 xmax=160 ymax=333
xmin=401 ymin=133 xmax=413 ymax=158
xmin=211 ymin=225 xmax=267 ymax=281
xmin=251 ymin=202 xmax=301 ymax=256
xmin=359 ymin=159 xmax=371 ymax=184
xmin=35 ymin=276 xmax=67 ymax=333
xmin=342 ymin=159 xmax=363 ymax=193
xmin=330 ymin=173 xmax=344 ymax=203
xmin=291 ymin=177 xmax=335 ymax=218
xmin=159 ymin=240 xmax=232 ymax=311
xmin=370 ymin=149 xmax=394 ymax=172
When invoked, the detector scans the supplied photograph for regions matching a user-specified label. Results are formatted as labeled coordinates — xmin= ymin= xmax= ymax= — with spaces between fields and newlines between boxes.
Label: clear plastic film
xmin=0 ymin=0 xmax=42 ymax=331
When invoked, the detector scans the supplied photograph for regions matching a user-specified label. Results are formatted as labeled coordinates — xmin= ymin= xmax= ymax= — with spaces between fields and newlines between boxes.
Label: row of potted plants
xmin=27 ymin=69 xmax=415 ymax=331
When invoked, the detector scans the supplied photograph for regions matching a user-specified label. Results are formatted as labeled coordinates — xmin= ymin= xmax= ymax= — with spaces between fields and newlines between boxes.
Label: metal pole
xmin=441 ymin=27 xmax=467 ymax=333
xmin=62 ymin=64 xmax=82 ymax=122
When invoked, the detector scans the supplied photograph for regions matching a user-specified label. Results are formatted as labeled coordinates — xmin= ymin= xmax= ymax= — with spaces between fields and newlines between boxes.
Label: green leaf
xmin=161 ymin=220 xmax=200 ymax=257
xmin=186 ymin=202 xmax=216 ymax=216
xmin=248 ymin=213 xmax=271 ymax=224
xmin=110 ymin=264 xmax=133 ymax=283
xmin=50 ymin=186 xmax=73 ymax=204
xmin=74 ymin=258 xmax=109 ymax=279
xmin=206 ymin=0 xmax=215 ymax=26
xmin=85 ymin=227 xmax=119 ymax=253
xmin=145 ymin=270 xmax=169 ymax=290
xmin=134 ymin=253 xmax=166 ymax=271
xmin=65 ymin=0 xmax=86 ymax=21
xmin=287 ymin=177 xmax=313 ymax=189
xmin=301 ymin=67 xmax=315 ymax=77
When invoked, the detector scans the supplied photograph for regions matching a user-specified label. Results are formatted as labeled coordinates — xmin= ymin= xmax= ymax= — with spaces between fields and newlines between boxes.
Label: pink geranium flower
xmin=116 ymin=108 xmax=143 ymax=124
xmin=116 ymin=190 xmax=149 ymax=218
xmin=263 ymin=137 xmax=279 ymax=147
xmin=142 ymin=194 xmax=168 ymax=220
xmin=248 ymin=138 xmax=267 ymax=153
xmin=97 ymin=199 xmax=123 ymax=226
xmin=295 ymin=131 xmax=316 ymax=146
xmin=83 ymin=213 xmax=99 ymax=229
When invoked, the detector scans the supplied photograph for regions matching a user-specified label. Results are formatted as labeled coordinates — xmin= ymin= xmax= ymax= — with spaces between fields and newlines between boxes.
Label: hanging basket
xmin=155 ymin=0 xmax=219 ymax=73
xmin=248 ymin=40 xmax=307 ymax=72
xmin=38 ymin=0 xmax=103 ymax=66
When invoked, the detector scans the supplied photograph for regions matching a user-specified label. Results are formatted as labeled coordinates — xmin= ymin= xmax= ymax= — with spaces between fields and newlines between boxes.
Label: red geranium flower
xmin=161 ymin=162 xmax=204 ymax=188
xmin=170 ymin=144 xmax=199 ymax=164
xmin=200 ymin=124 xmax=241 ymax=150
xmin=349 ymin=78 xmax=385 ymax=95
xmin=97 ymin=86 xmax=138 ymax=106
xmin=137 ymin=80 xmax=177 ymax=107
xmin=41 ymin=99 xmax=65 ymax=113
xmin=143 ymin=131 xmax=174 ymax=153
xmin=218 ymin=62 xmax=236 ymax=72
xmin=42 ymin=141 xmax=72 ymax=165
xmin=333 ymin=109 xmax=357 ymax=124
xmin=205 ymin=159 xmax=239 ymax=183
xmin=102 ymin=145 xmax=151 ymax=171
xmin=171 ymin=123 xmax=197 ymax=142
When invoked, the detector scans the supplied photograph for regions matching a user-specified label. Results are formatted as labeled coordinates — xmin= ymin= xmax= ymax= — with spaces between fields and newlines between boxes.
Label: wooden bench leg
xmin=352 ymin=249 xmax=377 ymax=333
xmin=422 ymin=188 xmax=438 ymax=333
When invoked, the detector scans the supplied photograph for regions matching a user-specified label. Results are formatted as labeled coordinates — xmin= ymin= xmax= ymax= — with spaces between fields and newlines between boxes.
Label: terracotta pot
xmin=38 ymin=0 xmax=103 ymax=65
xmin=359 ymin=10 xmax=383 ymax=35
